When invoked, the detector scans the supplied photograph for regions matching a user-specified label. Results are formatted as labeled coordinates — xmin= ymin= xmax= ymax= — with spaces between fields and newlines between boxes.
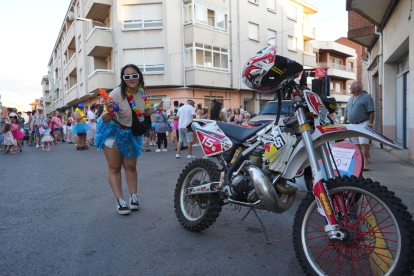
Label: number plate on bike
xmin=262 ymin=126 xmax=287 ymax=162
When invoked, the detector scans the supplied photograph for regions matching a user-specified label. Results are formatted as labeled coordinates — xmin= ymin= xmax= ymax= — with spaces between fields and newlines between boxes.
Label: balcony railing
xmin=330 ymin=89 xmax=348 ymax=94
xmin=319 ymin=62 xmax=355 ymax=73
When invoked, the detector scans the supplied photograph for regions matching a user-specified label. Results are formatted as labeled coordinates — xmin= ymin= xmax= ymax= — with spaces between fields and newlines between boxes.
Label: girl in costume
xmin=95 ymin=64 xmax=162 ymax=215
xmin=10 ymin=116 xmax=24 ymax=152
xmin=40 ymin=122 xmax=53 ymax=151
xmin=72 ymin=103 xmax=92 ymax=150
xmin=2 ymin=123 xmax=16 ymax=154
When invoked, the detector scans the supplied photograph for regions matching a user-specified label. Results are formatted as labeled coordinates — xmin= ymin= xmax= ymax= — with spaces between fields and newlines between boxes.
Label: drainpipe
xmin=181 ymin=0 xmax=186 ymax=87
xmin=237 ymin=0 xmax=241 ymax=91
xmin=365 ymin=47 xmax=372 ymax=94
xmin=374 ymin=26 xmax=383 ymax=86
xmin=229 ymin=0 xmax=233 ymax=89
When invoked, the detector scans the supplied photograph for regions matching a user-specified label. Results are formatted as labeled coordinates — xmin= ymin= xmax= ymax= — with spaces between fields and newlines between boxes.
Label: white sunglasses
xmin=123 ymin=74 xmax=139 ymax=80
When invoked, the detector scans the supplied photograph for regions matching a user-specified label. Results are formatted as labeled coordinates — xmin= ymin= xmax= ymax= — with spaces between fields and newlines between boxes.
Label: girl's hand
xmin=103 ymin=100 xmax=114 ymax=113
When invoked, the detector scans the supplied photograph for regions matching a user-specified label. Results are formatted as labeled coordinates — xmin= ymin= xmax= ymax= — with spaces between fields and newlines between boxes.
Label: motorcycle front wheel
xmin=293 ymin=176 xmax=414 ymax=276
xmin=174 ymin=159 xmax=223 ymax=231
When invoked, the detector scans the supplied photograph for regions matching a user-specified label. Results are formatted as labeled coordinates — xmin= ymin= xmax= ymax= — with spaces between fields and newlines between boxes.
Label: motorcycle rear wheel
xmin=174 ymin=159 xmax=223 ymax=231
xmin=293 ymin=175 xmax=414 ymax=276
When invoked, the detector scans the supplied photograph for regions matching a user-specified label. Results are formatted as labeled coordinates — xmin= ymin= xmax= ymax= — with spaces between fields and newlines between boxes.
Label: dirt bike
xmin=173 ymin=82 xmax=414 ymax=275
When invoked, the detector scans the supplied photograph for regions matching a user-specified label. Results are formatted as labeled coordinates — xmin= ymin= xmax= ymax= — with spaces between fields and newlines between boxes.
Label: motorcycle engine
xmin=230 ymin=173 xmax=254 ymax=201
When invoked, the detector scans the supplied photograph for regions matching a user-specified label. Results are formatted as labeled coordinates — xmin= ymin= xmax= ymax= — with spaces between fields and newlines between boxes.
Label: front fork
xmin=295 ymin=106 xmax=346 ymax=239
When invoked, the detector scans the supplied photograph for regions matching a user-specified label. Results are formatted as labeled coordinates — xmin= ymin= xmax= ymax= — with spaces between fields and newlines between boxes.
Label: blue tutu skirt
xmin=94 ymin=117 xmax=143 ymax=159
xmin=71 ymin=123 xmax=92 ymax=134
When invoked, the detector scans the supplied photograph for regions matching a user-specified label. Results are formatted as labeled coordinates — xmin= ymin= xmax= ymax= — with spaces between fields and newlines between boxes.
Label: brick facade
xmin=335 ymin=37 xmax=364 ymax=83
xmin=348 ymin=11 xmax=374 ymax=30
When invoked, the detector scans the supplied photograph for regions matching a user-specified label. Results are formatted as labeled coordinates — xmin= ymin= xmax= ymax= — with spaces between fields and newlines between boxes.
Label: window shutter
xmin=267 ymin=0 xmax=276 ymax=11
xmin=267 ymin=29 xmax=276 ymax=45
xmin=145 ymin=48 xmax=164 ymax=65
xmin=248 ymin=23 xmax=259 ymax=40
xmin=143 ymin=4 xmax=162 ymax=21
xmin=122 ymin=5 xmax=142 ymax=21
xmin=123 ymin=49 xmax=144 ymax=66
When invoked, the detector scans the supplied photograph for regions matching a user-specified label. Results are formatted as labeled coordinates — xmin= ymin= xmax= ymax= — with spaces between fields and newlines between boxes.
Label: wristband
xmin=106 ymin=111 xmax=115 ymax=116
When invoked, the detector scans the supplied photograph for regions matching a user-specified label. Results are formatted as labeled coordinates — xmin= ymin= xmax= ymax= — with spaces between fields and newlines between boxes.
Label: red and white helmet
xmin=242 ymin=45 xmax=303 ymax=93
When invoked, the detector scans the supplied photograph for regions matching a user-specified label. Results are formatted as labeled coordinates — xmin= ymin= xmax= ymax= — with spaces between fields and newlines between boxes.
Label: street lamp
xmin=76 ymin=17 xmax=118 ymax=85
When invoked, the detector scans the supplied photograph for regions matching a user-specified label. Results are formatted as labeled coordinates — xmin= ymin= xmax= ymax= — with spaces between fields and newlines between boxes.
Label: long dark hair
xmin=96 ymin=105 xmax=104 ymax=118
xmin=119 ymin=64 xmax=146 ymax=100
xmin=210 ymin=102 xmax=222 ymax=121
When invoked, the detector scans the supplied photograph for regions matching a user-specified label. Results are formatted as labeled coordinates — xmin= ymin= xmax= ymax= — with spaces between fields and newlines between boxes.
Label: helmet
xmin=242 ymin=45 xmax=303 ymax=93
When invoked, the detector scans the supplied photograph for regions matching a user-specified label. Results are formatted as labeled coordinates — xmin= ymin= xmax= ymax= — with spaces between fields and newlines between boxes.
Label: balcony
xmin=184 ymin=25 xmax=229 ymax=48
xmin=87 ymin=69 xmax=115 ymax=96
xmin=43 ymin=84 xmax=50 ymax=91
xmin=63 ymin=23 xmax=75 ymax=50
xmin=65 ymin=84 xmax=78 ymax=105
xmin=64 ymin=53 xmax=76 ymax=76
xmin=84 ymin=0 xmax=111 ymax=22
xmin=86 ymin=27 xmax=113 ymax=57
xmin=185 ymin=69 xmax=230 ymax=89
xmin=320 ymin=62 xmax=356 ymax=80
xmin=347 ymin=26 xmax=376 ymax=48
xmin=303 ymin=52 xmax=316 ymax=68
xmin=44 ymin=96 xmax=51 ymax=103
xmin=303 ymin=23 xmax=315 ymax=40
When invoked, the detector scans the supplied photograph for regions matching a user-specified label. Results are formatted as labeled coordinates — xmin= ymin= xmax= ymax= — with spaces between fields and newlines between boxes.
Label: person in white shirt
xmin=220 ymin=103 xmax=228 ymax=123
xmin=87 ymin=104 xmax=97 ymax=146
xmin=174 ymin=100 xmax=196 ymax=159
xmin=240 ymin=105 xmax=245 ymax=115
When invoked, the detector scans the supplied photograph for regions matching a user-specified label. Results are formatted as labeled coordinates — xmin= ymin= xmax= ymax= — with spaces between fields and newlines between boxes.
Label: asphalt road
xmin=0 ymin=142 xmax=412 ymax=275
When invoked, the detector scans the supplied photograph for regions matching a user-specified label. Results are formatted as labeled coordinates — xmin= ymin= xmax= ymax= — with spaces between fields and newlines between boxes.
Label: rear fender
xmin=191 ymin=121 xmax=233 ymax=156
xmin=282 ymin=124 xmax=402 ymax=179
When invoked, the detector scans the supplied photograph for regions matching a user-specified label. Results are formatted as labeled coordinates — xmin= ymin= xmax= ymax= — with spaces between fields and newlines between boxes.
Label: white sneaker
xmin=187 ymin=154 xmax=196 ymax=159
xmin=36 ymin=145 xmax=40 ymax=149
xmin=162 ymin=149 xmax=167 ymax=152
xmin=176 ymin=153 xmax=180 ymax=158
xmin=193 ymin=143 xmax=198 ymax=147
xmin=155 ymin=149 xmax=161 ymax=152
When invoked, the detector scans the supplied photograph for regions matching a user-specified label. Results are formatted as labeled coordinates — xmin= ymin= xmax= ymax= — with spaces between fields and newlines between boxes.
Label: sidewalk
xmin=363 ymin=147 xmax=414 ymax=216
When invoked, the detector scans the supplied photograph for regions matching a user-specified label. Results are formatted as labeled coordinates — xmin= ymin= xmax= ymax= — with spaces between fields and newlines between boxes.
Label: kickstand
xmin=241 ymin=207 xmax=271 ymax=244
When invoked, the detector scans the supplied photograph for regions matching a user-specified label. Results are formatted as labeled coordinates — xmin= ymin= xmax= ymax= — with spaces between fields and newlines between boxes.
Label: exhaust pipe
xmin=246 ymin=165 xmax=296 ymax=214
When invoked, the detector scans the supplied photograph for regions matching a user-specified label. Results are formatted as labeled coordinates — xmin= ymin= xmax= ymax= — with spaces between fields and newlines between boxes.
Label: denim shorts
xmin=35 ymin=128 xmax=40 ymax=137
xmin=144 ymin=129 xmax=150 ymax=138
xmin=60 ymin=127 xmax=64 ymax=134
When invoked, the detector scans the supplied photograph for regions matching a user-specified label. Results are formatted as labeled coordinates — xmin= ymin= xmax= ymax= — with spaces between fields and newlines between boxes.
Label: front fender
xmin=282 ymin=124 xmax=402 ymax=180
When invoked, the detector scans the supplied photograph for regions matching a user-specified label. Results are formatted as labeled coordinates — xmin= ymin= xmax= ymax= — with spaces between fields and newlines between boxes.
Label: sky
xmin=0 ymin=0 xmax=347 ymax=111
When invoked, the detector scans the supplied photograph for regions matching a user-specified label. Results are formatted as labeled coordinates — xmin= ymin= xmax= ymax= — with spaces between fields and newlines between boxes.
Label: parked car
xmin=247 ymin=100 xmax=294 ymax=126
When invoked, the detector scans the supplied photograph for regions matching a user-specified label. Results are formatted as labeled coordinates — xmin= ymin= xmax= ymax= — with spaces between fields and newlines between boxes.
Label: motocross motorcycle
xmin=173 ymin=46 xmax=414 ymax=275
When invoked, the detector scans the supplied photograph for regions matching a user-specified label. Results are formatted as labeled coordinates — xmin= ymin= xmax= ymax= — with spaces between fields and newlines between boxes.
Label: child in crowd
xmin=2 ymin=123 xmax=17 ymax=154
xmin=10 ymin=116 xmax=24 ymax=152
xmin=40 ymin=122 xmax=53 ymax=151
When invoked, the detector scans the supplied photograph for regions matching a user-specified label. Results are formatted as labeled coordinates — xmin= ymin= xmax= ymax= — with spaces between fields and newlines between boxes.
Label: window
xmin=185 ymin=42 xmax=229 ymax=72
xmin=123 ymin=48 xmax=164 ymax=73
xmin=330 ymin=82 xmax=333 ymax=91
xmin=122 ymin=4 xmax=163 ymax=30
xmin=249 ymin=0 xmax=259 ymax=4
xmin=288 ymin=36 xmax=297 ymax=51
xmin=79 ymin=68 xmax=83 ymax=84
xmin=329 ymin=57 xmax=335 ymax=67
xmin=267 ymin=0 xmax=276 ymax=12
xmin=287 ymin=5 xmax=297 ymax=20
xmin=248 ymin=22 xmax=259 ymax=40
xmin=335 ymin=83 xmax=341 ymax=92
xmin=193 ymin=4 xmax=228 ymax=31
xmin=267 ymin=29 xmax=276 ymax=45
xmin=348 ymin=61 xmax=353 ymax=71
xmin=184 ymin=4 xmax=193 ymax=24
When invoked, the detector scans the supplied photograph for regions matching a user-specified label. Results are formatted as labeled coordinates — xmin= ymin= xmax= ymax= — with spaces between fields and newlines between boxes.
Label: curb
xmin=372 ymin=141 xmax=413 ymax=166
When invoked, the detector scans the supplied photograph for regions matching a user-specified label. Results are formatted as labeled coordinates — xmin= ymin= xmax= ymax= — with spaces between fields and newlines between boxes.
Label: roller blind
xmin=286 ymin=5 xmax=296 ymax=20
xmin=248 ymin=22 xmax=259 ymax=40
xmin=267 ymin=29 xmax=276 ymax=45
xmin=267 ymin=0 xmax=276 ymax=11
xmin=143 ymin=4 xmax=162 ymax=21
xmin=122 ymin=5 xmax=142 ymax=21
xmin=145 ymin=48 xmax=164 ymax=65
xmin=123 ymin=49 xmax=144 ymax=66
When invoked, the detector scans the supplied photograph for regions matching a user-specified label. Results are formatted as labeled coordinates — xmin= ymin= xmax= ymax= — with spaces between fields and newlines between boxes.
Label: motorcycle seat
xmin=216 ymin=122 xmax=271 ymax=143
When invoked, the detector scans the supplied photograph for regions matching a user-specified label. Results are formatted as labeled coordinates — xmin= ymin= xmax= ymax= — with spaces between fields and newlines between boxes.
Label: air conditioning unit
xmin=67 ymin=12 xmax=74 ymax=21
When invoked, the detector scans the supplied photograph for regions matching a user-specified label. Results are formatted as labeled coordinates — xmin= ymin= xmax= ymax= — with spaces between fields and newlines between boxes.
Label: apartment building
xmin=347 ymin=0 xmax=413 ymax=163
xmin=310 ymin=40 xmax=357 ymax=118
xmin=43 ymin=0 xmax=318 ymax=117
xmin=40 ymin=75 xmax=52 ymax=114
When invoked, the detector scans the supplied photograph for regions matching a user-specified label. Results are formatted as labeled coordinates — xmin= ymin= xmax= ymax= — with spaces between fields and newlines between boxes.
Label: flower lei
xmin=125 ymin=86 xmax=149 ymax=122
